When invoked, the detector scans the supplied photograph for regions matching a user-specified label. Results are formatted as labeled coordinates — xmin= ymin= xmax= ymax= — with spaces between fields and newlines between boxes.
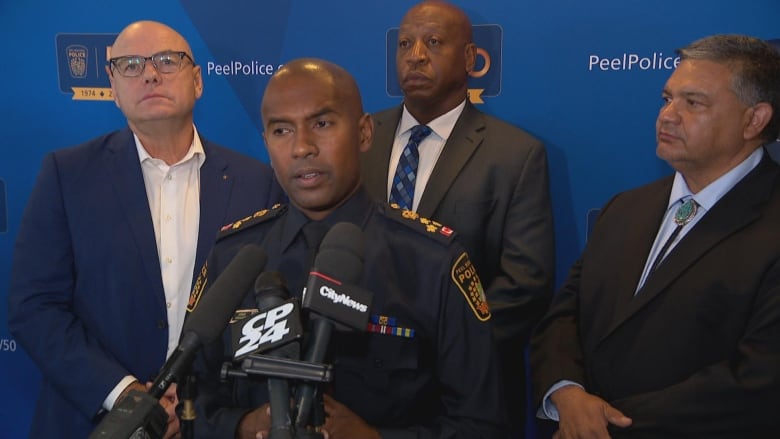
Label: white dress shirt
xmin=103 ymin=126 xmax=204 ymax=410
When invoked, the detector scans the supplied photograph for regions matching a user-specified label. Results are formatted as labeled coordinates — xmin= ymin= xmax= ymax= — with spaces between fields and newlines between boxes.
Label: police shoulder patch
xmin=451 ymin=252 xmax=491 ymax=321
xmin=217 ymin=203 xmax=286 ymax=240
xmin=382 ymin=203 xmax=457 ymax=244
xmin=187 ymin=261 xmax=208 ymax=313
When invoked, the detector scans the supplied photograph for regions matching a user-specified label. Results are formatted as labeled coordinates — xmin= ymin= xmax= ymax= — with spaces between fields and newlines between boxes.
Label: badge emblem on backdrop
xmin=56 ymin=34 xmax=117 ymax=101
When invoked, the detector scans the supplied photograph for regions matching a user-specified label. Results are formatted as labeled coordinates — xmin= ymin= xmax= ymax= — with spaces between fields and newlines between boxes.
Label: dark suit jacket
xmin=7 ymin=128 xmax=284 ymax=438
xmin=530 ymin=153 xmax=780 ymax=438
xmin=362 ymin=103 xmax=555 ymax=428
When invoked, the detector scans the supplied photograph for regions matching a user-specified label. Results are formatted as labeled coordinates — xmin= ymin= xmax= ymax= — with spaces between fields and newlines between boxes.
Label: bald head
xmin=402 ymin=1 xmax=473 ymax=43
xmin=111 ymin=20 xmax=194 ymax=60
xmin=260 ymin=58 xmax=373 ymax=221
xmin=262 ymin=58 xmax=364 ymax=121
xmin=396 ymin=1 xmax=476 ymax=123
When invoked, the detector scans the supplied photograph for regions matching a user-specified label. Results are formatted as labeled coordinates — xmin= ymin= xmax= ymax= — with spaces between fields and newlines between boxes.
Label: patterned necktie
xmin=648 ymin=197 xmax=698 ymax=274
xmin=389 ymin=125 xmax=433 ymax=210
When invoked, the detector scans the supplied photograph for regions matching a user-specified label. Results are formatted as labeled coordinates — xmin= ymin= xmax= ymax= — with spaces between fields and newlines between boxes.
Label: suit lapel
xmin=601 ymin=157 xmax=777 ymax=342
xmin=195 ymin=139 xmax=231 ymax=277
xmin=105 ymin=129 xmax=166 ymax=305
xmin=417 ymin=103 xmax=485 ymax=218
xmin=363 ymin=107 xmax=402 ymax=201
xmin=607 ymin=181 xmax=671 ymax=325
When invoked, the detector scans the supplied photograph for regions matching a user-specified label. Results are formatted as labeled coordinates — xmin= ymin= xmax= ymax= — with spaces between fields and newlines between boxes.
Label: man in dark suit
xmin=7 ymin=21 xmax=283 ymax=438
xmin=361 ymin=2 xmax=555 ymax=435
xmin=530 ymin=34 xmax=780 ymax=439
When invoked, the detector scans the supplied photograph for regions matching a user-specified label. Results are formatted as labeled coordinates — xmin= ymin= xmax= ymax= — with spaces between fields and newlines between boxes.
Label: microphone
xmin=295 ymin=222 xmax=370 ymax=430
xmin=237 ymin=272 xmax=303 ymax=439
xmin=230 ymin=272 xmax=303 ymax=360
xmin=90 ymin=244 xmax=267 ymax=439
xmin=150 ymin=244 xmax=268 ymax=398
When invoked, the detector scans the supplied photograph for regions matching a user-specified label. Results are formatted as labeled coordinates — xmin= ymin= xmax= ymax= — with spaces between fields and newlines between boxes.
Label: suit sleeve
xmin=486 ymin=141 xmax=555 ymax=346
xmin=7 ymin=153 xmax=132 ymax=419
xmin=528 ymin=194 xmax=623 ymax=411
xmin=191 ymin=249 xmax=262 ymax=437
xmin=608 ymin=258 xmax=780 ymax=437
xmin=529 ymin=256 xmax=588 ymax=410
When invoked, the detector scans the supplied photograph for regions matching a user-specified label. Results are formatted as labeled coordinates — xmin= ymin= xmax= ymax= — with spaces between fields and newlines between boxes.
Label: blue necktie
xmin=389 ymin=125 xmax=432 ymax=210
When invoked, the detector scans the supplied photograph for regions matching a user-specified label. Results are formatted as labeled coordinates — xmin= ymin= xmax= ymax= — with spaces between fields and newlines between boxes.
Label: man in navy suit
xmin=361 ymin=3 xmax=555 ymax=436
xmin=7 ymin=21 xmax=283 ymax=438
xmin=531 ymin=34 xmax=780 ymax=438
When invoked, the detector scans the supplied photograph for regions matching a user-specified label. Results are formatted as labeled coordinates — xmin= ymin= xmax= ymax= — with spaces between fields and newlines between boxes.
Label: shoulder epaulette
xmin=217 ymin=203 xmax=286 ymax=240
xmin=381 ymin=203 xmax=457 ymax=245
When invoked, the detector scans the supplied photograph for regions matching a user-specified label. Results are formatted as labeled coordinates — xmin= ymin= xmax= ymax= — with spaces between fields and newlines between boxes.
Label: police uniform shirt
xmin=189 ymin=187 xmax=506 ymax=438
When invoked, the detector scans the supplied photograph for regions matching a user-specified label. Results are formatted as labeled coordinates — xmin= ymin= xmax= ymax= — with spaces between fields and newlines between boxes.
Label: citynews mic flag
xmin=301 ymin=271 xmax=372 ymax=331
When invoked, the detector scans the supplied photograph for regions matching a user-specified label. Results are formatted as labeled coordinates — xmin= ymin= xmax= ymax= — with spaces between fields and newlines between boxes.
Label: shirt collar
xmin=668 ymin=147 xmax=764 ymax=211
xmin=134 ymin=124 xmax=205 ymax=168
xmin=399 ymin=99 xmax=467 ymax=141
xmin=280 ymin=186 xmax=375 ymax=251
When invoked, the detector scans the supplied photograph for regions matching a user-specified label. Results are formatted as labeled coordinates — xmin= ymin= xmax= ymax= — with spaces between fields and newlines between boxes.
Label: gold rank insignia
xmin=387 ymin=204 xmax=456 ymax=238
xmin=187 ymin=262 xmax=208 ymax=312
xmin=451 ymin=252 xmax=491 ymax=321
xmin=218 ymin=204 xmax=285 ymax=239
xmin=220 ymin=205 xmax=279 ymax=232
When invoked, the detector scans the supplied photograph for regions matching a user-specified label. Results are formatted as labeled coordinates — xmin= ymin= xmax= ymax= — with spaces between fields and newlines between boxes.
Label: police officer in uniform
xmin=188 ymin=59 xmax=505 ymax=439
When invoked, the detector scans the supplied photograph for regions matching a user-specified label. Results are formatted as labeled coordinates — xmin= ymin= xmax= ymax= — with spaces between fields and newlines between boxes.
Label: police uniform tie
xmin=648 ymin=197 xmax=698 ymax=274
xmin=302 ymin=221 xmax=329 ymax=271
xmin=389 ymin=125 xmax=433 ymax=210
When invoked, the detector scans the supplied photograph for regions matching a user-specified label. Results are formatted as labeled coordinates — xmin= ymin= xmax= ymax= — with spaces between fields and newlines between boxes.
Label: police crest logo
xmin=55 ymin=33 xmax=116 ymax=100
xmin=66 ymin=45 xmax=88 ymax=79
xmin=451 ymin=253 xmax=491 ymax=321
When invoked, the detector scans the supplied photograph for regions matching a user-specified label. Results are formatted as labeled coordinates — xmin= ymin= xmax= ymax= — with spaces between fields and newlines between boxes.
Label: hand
xmin=155 ymin=382 xmax=180 ymax=439
xmin=321 ymin=394 xmax=381 ymax=439
xmin=236 ymin=404 xmax=271 ymax=439
xmin=114 ymin=380 xmax=147 ymax=408
xmin=550 ymin=385 xmax=632 ymax=439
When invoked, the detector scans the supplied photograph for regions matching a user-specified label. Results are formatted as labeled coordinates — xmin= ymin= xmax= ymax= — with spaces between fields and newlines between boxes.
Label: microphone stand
xmin=222 ymin=355 xmax=333 ymax=439
xmin=177 ymin=372 xmax=197 ymax=439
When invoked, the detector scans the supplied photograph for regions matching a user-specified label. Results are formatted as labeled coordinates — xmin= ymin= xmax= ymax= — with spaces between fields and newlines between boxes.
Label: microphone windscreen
xmin=183 ymin=244 xmax=267 ymax=344
xmin=254 ymin=271 xmax=290 ymax=304
xmin=314 ymin=222 xmax=364 ymax=284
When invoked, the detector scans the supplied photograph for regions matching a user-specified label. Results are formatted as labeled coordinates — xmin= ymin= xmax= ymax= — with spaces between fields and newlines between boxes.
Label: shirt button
xmin=166 ymin=302 xmax=172 ymax=309
xmin=166 ymin=257 xmax=173 ymax=264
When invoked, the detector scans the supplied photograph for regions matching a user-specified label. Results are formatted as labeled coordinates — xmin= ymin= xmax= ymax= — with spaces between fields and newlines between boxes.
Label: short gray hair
xmin=677 ymin=34 xmax=780 ymax=142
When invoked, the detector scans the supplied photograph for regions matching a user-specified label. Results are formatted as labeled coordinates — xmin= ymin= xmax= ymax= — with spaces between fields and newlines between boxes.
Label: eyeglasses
xmin=109 ymin=51 xmax=194 ymax=77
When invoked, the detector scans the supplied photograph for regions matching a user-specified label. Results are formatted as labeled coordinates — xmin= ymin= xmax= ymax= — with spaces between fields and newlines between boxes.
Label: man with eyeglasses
xmin=8 ymin=20 xmax=283 ymax=438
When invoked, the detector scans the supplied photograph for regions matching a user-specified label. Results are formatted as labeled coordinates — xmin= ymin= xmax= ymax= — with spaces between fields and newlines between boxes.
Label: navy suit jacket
xmin=531 ymin=153 xmax=780 ymax=438
xmin=7 ymin=128 xmax=283 ymax=438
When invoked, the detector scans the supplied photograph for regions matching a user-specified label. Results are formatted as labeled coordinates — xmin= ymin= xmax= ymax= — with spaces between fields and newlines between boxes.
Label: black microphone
xmin=295 ymin=222 xmax=369 ymax=430
xmin=230 ymin=272 xmax=303 ymax=360
xmin=244 ymin=272 xmax=303 ymax=439
xmin=149 ymin=244 xmax=268 ymax=398
xmin=90 ymin=244 xmax=267 ymax=439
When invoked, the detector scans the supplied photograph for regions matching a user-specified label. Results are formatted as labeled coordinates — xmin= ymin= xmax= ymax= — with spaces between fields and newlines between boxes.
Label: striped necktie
xmin=389 ymin=125 xmax=432 ymax=210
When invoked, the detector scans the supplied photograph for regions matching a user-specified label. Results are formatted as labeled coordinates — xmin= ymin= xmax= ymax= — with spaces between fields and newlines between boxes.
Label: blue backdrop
xmin=2 ymin=1 xmax=778 ymax=437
